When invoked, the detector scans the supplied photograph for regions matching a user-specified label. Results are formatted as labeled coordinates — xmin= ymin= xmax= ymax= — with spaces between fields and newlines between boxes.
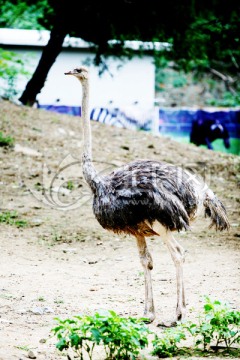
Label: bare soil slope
xmin=0 ymin=100 xmax=239 ymax=359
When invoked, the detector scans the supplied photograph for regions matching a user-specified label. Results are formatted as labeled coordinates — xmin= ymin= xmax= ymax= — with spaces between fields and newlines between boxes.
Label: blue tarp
xmin=39 ymin=105 xmax=81 ymax=116
xmin=39 ymin=105 xmax=240 ymax=138
xmin=158 ymin=108 xmax=240 ymax=137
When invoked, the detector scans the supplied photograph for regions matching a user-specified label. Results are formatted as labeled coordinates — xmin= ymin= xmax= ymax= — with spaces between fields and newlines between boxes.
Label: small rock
xmin=14 ymin=144 xmax=42 ymax=157
xmin=30 ymin=218 xmax=43 ymax=226
xmin=43 ymin=306 xmax=54 ymax=314
xmin=62 ymin=248 xmax=77 ymax=254
xmin=27 ymin=350 xmax=36 ymax=359
xmin=16 ymin=308 xmax=27 ymax=314
xmin=51 ymin=186 xmax=71 ymax=195
xmin=39 ymin=338 xmax=46 ymax=344
xmin=88 ymin=260 xmax=98 ymax=264
xmin=58 ymin=127 xmax=67 ymax=135
xmin=30 ymin=306 xmax=54 ymax=315
xmin=31 ymin=307 xmax=44 ymax=315
xmin=0 ymin=318 xmax=12 ymax=324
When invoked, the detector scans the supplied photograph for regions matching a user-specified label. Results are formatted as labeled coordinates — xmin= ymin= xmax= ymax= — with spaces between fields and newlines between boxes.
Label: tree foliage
xmin=43 ymin=0 xmax=240 ymax=70
xmin=0 ymin=0 xmax=48 ymax=29
xmin=0 ymin=0 xmax=239 ymax=105
xmin=0 ymin=48 xmax=30 ymax=99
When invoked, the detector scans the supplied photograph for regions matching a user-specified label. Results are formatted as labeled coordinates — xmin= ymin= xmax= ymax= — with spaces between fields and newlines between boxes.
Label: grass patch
xmin=14 ymin=345 xmax=31 ymax=351
xmin=0 ymin=210 xmax=28 ymax=228
xmin=0 ymin=131 xmax=14 ymax=147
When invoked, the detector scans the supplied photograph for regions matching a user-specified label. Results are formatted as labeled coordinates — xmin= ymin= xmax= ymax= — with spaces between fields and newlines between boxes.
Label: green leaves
xmin=0 ymin=0 xmax=48 ymax=29
xmin=0 ymin=131 xmax=14 ymax=147
xmin=152 ymin=296 xmax=240 ymax=357
xmin=0 ymin=48 xmax=30 ymax=101
xmin=206 ymin=91 xmax=240 ymax=107
xmin=56 ymin=338 xmax=68 ymax=352
xmin=52 ymin=298 xmax=239 ymax=359
xmin=0 ymin=210 xmax=28 ymax=228
xmin=184 ymin=296 xmax=240 ymax=353
xmin=199 ymin=296 xmax=240 ymax=349
xmin=52 ymin=310 xmax=150 ymax=359
xmin=151 ymin=327 xmax=186 ymax=358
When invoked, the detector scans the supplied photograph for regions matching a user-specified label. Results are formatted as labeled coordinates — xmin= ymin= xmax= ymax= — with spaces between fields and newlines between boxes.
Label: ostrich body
xmin=65 ymin=66 xmax=230 ymax=325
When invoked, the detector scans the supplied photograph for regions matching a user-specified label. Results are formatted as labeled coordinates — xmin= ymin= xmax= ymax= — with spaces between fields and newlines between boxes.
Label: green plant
xmin=54 ymin=298 xmax=64 ymax=304
xmin=186 ymin=296 xmax=240 ymax=351
xmin=172 ymin=74 xmax=187 ymax=88
xmin=206 ymin=91 xmax=240 ymax=107
xmin=151 ymin=326 xmax=186 ymax=358
xmin=52 ymin=310 xmax=150 ymax=359
xmin=0 ymin=210 xmax=28 ymax=228
xmin=0 ymin=131 xmax=14 ymax=147
xmin=15 ymin=344 xmax=31 ymax=351
xmin=151 ymin=297 xmax=240 ymax=358
xmin=0 ymin=48 xmax=30 ymax=100
xmin=34 ymin=182 xmax=43 ymax=191
xmin=0 ymin=0 xmax=48 ymax=30
xmin=66 ymin=180 xmax=74 ymax=191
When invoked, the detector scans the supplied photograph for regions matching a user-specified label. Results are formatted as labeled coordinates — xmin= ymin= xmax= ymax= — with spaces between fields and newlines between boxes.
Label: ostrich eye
xmin=75 ymin=68 xmax=82 ymax=73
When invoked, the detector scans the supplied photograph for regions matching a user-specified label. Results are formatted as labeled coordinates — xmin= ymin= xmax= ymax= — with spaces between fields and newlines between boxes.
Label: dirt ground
xmin=0 ymin=100 xmax=239 ymax=360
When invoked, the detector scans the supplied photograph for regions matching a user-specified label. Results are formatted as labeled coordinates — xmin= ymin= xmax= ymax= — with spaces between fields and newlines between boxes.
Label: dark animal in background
xmin=190 ymin=118 xmax=230 ymax=150
xmin=65 ymin=66 xmax=230 ymax=327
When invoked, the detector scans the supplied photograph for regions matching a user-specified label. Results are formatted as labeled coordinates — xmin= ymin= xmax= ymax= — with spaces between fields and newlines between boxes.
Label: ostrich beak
xmin=64 ymin=71 xmax=73 ymax=75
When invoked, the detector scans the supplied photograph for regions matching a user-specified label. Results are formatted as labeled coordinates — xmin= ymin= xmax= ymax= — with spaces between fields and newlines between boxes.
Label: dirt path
xmin=0 ymin=100 xmax=239 ymax=359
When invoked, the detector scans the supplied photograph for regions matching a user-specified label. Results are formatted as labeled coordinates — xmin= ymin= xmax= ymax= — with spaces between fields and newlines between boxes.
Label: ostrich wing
xmin=93 ymin=160 xmax=198 ymax=233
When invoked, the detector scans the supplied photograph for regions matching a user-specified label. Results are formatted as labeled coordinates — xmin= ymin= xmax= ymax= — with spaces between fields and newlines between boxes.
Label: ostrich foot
xmin=157 ymin=319 xmax=178 ymax=328
xmin=158 ymin=309 xmax=186 ymax=327
xmin=141 ymin=311 xmax=155 ymax=323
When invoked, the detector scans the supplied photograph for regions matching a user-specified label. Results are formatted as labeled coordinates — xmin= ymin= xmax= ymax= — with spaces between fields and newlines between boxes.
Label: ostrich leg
xmin=162 ymin=231 xmax=186 ymax=326
xmin=136 ymin=234 xmax=155 ymax=322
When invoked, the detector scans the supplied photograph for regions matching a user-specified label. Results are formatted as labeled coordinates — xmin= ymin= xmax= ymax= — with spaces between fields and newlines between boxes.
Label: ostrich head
xmin=64 ymin=66 xmax=89 ymax=81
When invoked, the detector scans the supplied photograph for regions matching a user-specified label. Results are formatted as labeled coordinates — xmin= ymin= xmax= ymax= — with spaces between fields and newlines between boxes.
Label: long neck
xmin=81 ymin=80 xmax=92 ymax=158
xmin=80 ymin=79 xmax=101 ymax=192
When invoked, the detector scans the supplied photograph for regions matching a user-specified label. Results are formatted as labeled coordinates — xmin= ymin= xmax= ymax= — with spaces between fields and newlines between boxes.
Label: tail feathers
xmin=203 ymin=191 xmax=230 ymax=231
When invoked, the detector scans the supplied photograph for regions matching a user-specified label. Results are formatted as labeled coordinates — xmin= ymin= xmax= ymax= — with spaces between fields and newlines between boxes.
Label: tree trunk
xmin=19 ymin=26 xmax=68 ymax=106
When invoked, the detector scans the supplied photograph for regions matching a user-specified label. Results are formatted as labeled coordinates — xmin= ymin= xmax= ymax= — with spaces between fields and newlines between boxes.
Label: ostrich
xmin=64 ymin=66 xmax=230 ymax=326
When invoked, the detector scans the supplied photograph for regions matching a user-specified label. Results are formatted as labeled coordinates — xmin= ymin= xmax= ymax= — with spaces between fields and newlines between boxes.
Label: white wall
xmin=4 ymin=47 xmax=155 ymax=108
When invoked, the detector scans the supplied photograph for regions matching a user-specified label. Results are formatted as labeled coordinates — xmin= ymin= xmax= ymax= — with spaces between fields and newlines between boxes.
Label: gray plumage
xmin=94 ymin=160 xmax=198 ymax=234
xmin=65 ymin=66 xmax=230 ymax=326
xmin=89 ymin=157 xmax=229 ymax=237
